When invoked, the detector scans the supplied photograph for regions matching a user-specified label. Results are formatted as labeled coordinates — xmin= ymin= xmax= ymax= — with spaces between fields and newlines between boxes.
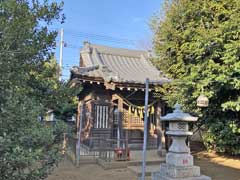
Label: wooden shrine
xmin=70 ymin=42 xmax=170 ymax=150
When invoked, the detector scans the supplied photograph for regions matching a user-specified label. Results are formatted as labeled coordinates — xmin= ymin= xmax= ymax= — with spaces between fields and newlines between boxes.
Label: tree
xmin=27 ymin=58 xmax=80 ymax=119
xmin=0 ymin=1 xmax=78 ymax=179
xmin=152 ymin=0 xmax=240 ymax=154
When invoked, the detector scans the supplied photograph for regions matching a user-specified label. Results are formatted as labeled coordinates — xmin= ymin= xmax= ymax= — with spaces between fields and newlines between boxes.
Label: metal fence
xmin=65 ymin=134 xmax=129 ymax=165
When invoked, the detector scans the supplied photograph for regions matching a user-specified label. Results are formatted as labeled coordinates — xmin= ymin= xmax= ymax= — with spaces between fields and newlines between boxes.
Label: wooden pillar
xmin=76 ymin=101 xmax=83 ymax=167
xmin=156 ymin=101 xmax=166 ymax=156
xmin=109 ymin=102 xmax=114 ymax=129
xmin=118 ymin=98 xmax=123 ymax=145
xmin=76 ymin=100 xmax=83 ymax=131
xmin=118 ymin=98 xmax=123 ymax=111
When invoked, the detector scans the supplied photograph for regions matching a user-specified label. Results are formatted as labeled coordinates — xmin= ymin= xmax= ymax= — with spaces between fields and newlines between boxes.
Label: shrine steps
xmin=91 ymin=128 xmax=111 ymax=138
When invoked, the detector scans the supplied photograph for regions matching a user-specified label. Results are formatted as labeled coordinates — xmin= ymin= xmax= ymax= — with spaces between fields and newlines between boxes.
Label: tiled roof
xmin=71 ymin=42 xmax=169 ymax=85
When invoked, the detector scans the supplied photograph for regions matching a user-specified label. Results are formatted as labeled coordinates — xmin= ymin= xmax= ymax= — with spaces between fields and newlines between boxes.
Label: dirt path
xmin=47 ymin=159 xmax=136 ymax=180
xmin=194 ymin=152 xmax=240 ymax=180
xmin=47 ymin=152 xmax=240 ymax=180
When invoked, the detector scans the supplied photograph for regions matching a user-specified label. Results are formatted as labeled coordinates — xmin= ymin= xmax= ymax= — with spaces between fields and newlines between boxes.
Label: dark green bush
xmin=203 ymin=121 xmax=240 ymax=155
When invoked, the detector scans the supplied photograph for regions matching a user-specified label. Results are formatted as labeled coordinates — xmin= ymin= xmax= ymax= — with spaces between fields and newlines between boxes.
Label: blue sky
xmin=52 ymin=0 xmax=164 ymax=79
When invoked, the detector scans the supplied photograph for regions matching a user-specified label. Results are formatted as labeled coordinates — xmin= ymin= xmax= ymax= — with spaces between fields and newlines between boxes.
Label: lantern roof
xmin=161 ymin=104 xmax=198 ymax=122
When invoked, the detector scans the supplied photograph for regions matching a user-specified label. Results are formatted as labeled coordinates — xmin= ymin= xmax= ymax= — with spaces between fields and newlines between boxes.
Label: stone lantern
xmin=152 ymin=104 xmax=211 ymax=180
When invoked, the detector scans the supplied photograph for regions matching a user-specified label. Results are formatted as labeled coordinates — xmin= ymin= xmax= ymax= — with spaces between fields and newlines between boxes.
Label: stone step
xmin=128 ymin=164 xmax=160 ymax=177
xmin=129 ymin=150 xmax=165 ymax=161
xmin=97 ymin=158 xmax=128 ymax=170
xmin=127 ymin=159 xmax=164 ymax=166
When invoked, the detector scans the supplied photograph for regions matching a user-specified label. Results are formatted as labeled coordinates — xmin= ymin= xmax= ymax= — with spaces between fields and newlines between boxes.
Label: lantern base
xmin=166 ymin=153 xmax=193 ymax=167
xmin=152 ymin=163 xmax=211 ymax=180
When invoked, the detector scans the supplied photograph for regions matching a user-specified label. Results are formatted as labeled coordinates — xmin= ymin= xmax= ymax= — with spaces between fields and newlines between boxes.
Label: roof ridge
xmin=98 ymin=52 xmax=144 ymax=58
xmin=82 ymin=41 xmax=148 ymax=58
xmin=73 ymin=42 xmax=170 ymax=84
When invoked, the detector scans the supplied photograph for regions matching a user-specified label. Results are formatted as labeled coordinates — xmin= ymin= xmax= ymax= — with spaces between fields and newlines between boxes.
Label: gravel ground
xmin=46 ymin=151 xmax=240 ymax=180
xmin=47 ymin=160 xmax=136 ymax=180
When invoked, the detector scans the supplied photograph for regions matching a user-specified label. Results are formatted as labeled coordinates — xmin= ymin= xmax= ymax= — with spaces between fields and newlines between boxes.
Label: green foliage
xmin=152 ymin=0 xmax=240 ymax=154
xmin=0 ymin=0 xmax=79 ymax=179
xmin=0 ymin=93 xmax=68 ymax=180
xmin=53 ymin=84 xmax=80 ymax=120
xmin=52 ymin=120 xmax=68 ymax=143
xmin=203 ymin=121 xmax=240 ymax=155
xmin=30 ymin=58 xmax=81 ymax=119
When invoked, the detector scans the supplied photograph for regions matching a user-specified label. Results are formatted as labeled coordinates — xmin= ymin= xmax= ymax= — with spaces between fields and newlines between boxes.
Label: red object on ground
xmin=114 ymin=148 xmax=130 ymax=161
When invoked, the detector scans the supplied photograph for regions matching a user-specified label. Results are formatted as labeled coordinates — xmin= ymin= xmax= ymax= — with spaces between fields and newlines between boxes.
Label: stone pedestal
xmin=152 ymin=171 xmax=211 ymax=180
xmin=166 ymin=153 xmax=193 ymax=167
xmin=152 ymin=104 xmax=211 ymax=180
